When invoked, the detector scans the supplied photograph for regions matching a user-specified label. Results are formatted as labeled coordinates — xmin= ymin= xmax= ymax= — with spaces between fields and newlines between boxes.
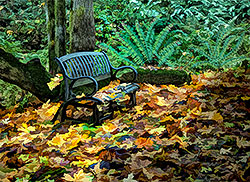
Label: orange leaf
xmin=135 ymin=137 xmax=154 ymax=148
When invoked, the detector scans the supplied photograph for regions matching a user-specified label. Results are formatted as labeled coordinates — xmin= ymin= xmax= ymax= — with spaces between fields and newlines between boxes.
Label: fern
xmin=193 ymin=26 xmax=246 ymax=69
xmin=100 ymin=19 xmax=179 ymax=67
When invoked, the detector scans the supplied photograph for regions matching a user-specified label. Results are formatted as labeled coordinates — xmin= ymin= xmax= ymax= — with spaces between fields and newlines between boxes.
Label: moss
xmin=121 ymin=68 xmax=191 ymax=86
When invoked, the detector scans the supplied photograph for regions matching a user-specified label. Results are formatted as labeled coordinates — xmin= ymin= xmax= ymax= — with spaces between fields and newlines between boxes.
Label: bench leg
xmin=129 ymin=91 xmax=137 ymax=106
xmin=61 ymin=102 xmax=68 ymax=123
xmin=93 ymin=103 xmax=100 ymax=125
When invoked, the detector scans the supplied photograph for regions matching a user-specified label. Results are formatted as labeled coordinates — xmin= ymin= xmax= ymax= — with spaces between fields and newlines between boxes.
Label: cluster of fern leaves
xmin=100 ymin=18 xmax=180 ymax=67
xmin=192 ymin=26 xmax=248 ymax=69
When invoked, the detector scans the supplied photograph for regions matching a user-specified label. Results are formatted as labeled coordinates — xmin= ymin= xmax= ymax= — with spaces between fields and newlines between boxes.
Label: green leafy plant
xmin=100 ymin=18 xmax=180 ymax=67
xmin=168 ymin=0 xmax=250 ymax=30
xmin=191 ymin=26 xmax=247 ymax=69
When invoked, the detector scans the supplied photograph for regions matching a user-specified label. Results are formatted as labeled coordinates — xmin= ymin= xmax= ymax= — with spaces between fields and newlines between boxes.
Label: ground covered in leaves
xmin=0 ymin=69 xmax=250 ymax=182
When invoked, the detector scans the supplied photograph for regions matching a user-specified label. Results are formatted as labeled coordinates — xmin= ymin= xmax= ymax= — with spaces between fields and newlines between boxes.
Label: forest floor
xmin=0 ymin=69 xmax=250 ymax=182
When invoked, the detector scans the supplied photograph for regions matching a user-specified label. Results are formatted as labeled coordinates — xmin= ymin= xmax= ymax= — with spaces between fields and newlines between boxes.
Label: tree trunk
xmin=0 ymin=48 xmax=59 ymax=102
xmin=46 ymin=0 xmax=56 ymax=75
xmin=70 ymin=0 xmax=96 ymax=52
xmin=55 ymin=0 xmax=66 ymax=58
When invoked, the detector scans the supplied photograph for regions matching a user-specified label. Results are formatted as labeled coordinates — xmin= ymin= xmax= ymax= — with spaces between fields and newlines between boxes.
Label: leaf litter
xmin=0 ymin=69 xmax=250 ymax=181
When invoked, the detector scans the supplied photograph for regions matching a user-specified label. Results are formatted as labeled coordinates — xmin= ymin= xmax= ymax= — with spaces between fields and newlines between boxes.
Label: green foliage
xmin=0 ymin=0 xmax=48 ymax=65
xmin=100 ymin=18 xmax=180 ymax=67
xmin=191 ymin=26 xmax=247 ymax=69
xmin=0 ymin=0 xmax=47 ymax=50
xmin=168 ymin=0 xmax=250 ymax=31
xmin=0 ymin=80 xmax=23 ymax=108
xmin=0 ymin=32 xmax=23 ymax=58
xmin=0 ymin=79 xmax=35 ymax=109
xmin=94 ymin=0 xmax=166 ymax=43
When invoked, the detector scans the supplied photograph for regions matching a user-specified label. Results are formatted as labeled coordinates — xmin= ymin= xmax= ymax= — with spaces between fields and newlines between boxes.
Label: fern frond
xmin=204 ymin=41 xmax=213 ymax=57
xmin=214 ymin=27 xmax=228 ymax=58
xmin=99 ymin=43 xmax=136 ymax=65
xmin=221 ymin=56 xmax=246 ymax=67
xmin=193 ymin=47 xmax=212 ymax=60
xmin=121 ymin=22 xmax=148 ymax=61
xmin=218 ymin=35 xmax=235 ymax=59
xmin=145 ymin=16 xmax=161 ymax=43
xmin=224 ymin=32 xmax=244 ymax=59
xmin=135 ymin=21 xmax=150 ymax=61
xmin=153 ymin=23 xmax=173 ymax=53
xmin=155 ymin=41 xmax=178 ymax=66
xmin=118 ymin=35 xmax=145 ymax=65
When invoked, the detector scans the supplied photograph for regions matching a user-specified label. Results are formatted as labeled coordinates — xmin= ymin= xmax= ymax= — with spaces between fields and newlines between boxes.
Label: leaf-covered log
xmin=0 ymin=48 xmax=59 ymax=102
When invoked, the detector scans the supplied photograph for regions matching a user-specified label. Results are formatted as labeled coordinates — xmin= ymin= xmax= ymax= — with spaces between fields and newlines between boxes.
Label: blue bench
xmin=51 ymin=51 xmax=140 ymax=125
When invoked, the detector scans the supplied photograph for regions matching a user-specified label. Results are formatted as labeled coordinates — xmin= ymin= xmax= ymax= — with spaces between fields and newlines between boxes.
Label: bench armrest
xmin=69 ymin=76 xmax=99 ymax=97
xmin=112 ymin=66 xmax=138 ymax=82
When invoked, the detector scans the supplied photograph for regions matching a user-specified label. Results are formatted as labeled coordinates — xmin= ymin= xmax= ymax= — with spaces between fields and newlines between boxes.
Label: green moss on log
xmin=121 ymin=68 xmax=191 ymax=85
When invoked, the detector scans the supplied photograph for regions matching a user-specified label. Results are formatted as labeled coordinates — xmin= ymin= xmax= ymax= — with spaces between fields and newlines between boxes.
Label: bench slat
xmin=69 ymin=59 xmax=79 ymax=78
xmin=75 ymin=57 xmax=86 ymax=76
xmin=101 ymin=55 xmax=110 ymax=73
xmin=84 ymin=55 xmax=96 ymax=76
xmin=63 ymin=61 xmax=73 ymax=78
xmin=73 ymin=57 xmax=82 ymax=77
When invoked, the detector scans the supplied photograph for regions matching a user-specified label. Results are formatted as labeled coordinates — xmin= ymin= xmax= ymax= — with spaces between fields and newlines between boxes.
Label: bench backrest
xmin=56 ymin=52 xmax=112 ymax=80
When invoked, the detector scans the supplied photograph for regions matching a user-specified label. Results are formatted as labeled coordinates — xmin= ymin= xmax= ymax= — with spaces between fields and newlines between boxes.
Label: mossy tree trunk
xmin=46 ymin=0 xmax=67 ymax=75
xmin=46 ymin=0 xmax=56 ymax=75
xmin=70 ymin=0 xmax=96 ymax=52
xmin=55 ymin=0 xmax=66 ymax=58
xmin=0 ymin=48 xmax=60 ymax=102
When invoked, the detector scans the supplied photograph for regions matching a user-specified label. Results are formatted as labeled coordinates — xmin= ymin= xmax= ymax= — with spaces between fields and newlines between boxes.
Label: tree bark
xmin=46 ymin=0 xmax=56 ymax=75
xmin=70 ymin=0 xmax=96 ymax=52
xmin=0 ymin=48 xmax=59 ymax=102
xmin=55 ymin=0 xmax=66 ymax=58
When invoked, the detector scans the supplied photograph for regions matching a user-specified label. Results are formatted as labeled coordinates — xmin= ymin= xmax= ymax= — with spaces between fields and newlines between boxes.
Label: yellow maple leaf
xmin=72 ymin=159 xmax=98 ymax=168
xmin=157 ymin=96 xmax=170 ymax=107
xmin=159 ymin=115 xmax=175 ymax=123
xmin=204 ymin=72 xmax=215 ymax=78
xmin=190 ymin=106 xmax=202 ymax=116
xmin=109 ymin=92 xmax=118 ymax=99
xmin=241 ymin=96 xmax=250 ymax=101
xmin=47 ymin=74 xmax=63 ymax=90
xmin=18 ymin=123 xmax=36 ymax=133
xmin=66 ymin=138 xmax=81 ymax=150
xmin=169 ymin=135 xmax=188 ymax=148
xmin=134 ymin=105 xmax=145 ymax=115
xmin=85 ymin=146 xmax=105 ymax=154
xmin=63 ymin=169 xmax=93 ymax=182
xmin=46 ymin=105 xmax=60 ymax=117
xmin=102 ymin=122 xmax=117 ymax=133
xmin=49 ymin=134 xmax=64 ymax=147
xmin=211 ymin=112 xmax=223 ymax=123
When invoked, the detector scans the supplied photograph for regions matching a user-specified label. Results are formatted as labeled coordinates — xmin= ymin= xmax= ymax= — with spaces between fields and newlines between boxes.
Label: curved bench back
xmin=56 ymin=52 xmax=111 ymax=79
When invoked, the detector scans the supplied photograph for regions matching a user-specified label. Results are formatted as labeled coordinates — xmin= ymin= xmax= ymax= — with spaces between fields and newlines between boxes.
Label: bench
xmin=51 ymin=51 xmax=140 ymax=125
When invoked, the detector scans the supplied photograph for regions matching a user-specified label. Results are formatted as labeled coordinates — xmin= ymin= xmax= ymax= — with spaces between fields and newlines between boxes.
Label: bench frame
xmin=51 ymin=51 xmax=139 ymax=125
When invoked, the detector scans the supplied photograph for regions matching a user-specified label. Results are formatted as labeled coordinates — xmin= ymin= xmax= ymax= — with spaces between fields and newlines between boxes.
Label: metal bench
xmin=51 ymin=51 xmax=140 ymax=125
